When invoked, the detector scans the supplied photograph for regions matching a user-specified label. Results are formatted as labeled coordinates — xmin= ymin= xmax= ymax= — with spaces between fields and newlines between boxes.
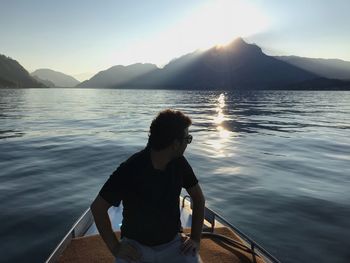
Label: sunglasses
xmin=183 ymin=134 xmax=193 ymax=144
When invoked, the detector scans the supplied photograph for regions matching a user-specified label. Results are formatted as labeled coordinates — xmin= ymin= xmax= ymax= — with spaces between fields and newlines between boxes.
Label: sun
xmin=114 ymin=0 xmax=269 ymax=68
xmin=190 ymin=0 xmax=269 ymax=50
xmin=162 ymin=0 xmax=269 ymax=53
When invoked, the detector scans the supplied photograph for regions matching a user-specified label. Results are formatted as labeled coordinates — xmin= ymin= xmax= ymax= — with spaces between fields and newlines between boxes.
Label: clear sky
xmin=1 ymin=0 xmax=349 ymax=81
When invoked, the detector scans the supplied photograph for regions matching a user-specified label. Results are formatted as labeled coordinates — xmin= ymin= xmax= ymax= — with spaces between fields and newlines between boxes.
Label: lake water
xmin=0 ymin=88 xmax=349 ymax=263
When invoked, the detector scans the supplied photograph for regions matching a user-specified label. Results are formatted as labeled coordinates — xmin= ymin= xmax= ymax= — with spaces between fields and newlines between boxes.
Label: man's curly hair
xmin=148 ymin=109 xmax=192 ymax=151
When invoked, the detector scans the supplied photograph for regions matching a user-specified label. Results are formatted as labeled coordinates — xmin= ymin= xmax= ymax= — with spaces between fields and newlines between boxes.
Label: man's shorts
xmin=115 ymin=232 xmax=203 ymax=263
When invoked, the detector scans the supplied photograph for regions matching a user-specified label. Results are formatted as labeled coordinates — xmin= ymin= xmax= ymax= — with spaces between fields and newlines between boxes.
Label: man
xmin=90 ymin=109 xmax=205 ymax=263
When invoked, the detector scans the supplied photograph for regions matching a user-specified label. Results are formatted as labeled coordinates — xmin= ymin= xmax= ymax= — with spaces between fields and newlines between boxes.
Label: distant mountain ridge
xmin=0 ymin=54 xmax=46 ymax=88
xmin=2 ymin=38 xmax=350 ymax=90
xmin=285 ymin=77 xmax=350 ymax=90
xmin=31 ymin=68 xmax=80 ymax=87
xmin=78 ymin=38 xmax=320 ymax=90
xmin=275 ymin=56 xmax=350 ymax=80
xmin=31 ymin=75 xmax=56 ymax=88
xmin=77 ymin=63 xmax=157 ymax=89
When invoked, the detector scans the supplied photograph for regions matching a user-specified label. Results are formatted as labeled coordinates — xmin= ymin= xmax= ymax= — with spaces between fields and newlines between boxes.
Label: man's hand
xmin=180 ymin=233 xmax=200 ymax=256
xmin=114 ymin=242 xmax=142 ymax=263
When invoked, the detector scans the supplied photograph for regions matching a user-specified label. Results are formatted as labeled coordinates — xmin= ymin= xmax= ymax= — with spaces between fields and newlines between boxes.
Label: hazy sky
xmin=1 ymin=0 xmax=349 ymax=81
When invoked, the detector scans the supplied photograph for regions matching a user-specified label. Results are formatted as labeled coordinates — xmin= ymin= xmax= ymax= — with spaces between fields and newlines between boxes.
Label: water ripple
xmin=0 ymin=89 xmax=350 ymax=263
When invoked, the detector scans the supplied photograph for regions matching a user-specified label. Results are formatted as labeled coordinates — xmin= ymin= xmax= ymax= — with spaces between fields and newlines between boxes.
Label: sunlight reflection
xmin=217 ymin=125 xmax=230 ymax=138
xmin=213 ymin=111 xmax=224 ymax=124
xmin=214 ymin=166 xmax=241 ymax=176
xmin=208 ymin=93 xmax=233 ymax=156
xmin=214 ymin=93 xmax=226 ymax=124
xmin=218 ymin=93 xmax=225 ymax=107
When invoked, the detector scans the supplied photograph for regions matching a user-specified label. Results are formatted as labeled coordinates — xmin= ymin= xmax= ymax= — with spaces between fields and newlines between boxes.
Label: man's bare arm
xmin=90 ymin=195 xmax=142 ymax=261
xmin=90 ymin=194 xmax=121 ymax=257
xmin=186 ymin=183 xmax=205 ymax=243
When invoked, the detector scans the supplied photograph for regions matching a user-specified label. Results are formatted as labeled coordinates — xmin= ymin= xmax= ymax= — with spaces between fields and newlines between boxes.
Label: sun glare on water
xmin=208 ymin=93 xmax=233 ymax=157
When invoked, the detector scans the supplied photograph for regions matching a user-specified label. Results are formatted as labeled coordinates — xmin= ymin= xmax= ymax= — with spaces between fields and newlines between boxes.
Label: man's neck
xmin=150 ymin=148 xmax=173 ymax=171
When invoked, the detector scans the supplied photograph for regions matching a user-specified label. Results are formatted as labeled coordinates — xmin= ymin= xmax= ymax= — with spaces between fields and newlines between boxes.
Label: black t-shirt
xmin=98 ymin=146 xmax=198 ymax=246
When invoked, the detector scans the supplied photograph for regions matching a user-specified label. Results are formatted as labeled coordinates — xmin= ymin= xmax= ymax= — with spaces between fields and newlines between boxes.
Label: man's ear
xmin=171 ymin=139 xmax=181 ymax=150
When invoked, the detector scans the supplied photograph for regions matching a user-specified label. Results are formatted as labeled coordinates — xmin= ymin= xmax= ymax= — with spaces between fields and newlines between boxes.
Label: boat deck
xmin=58 ymin=226 xmax=264 ymax=263
xmin=47 ymin=196 xmax=278 ymax=263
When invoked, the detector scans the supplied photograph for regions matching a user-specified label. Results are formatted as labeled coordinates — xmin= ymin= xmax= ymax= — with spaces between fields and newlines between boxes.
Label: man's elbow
xmin=193 ymin=195 xmax=205 ymax=207
xmin=187 ymin=183 xmax=206 ymax=206
xmin=90 ymin=202 xmax=100 ymax=216
xmin=90 ymin=202 xmax=98 ymax=213
xmin=90 ymin=195 xmax=111 ymax=215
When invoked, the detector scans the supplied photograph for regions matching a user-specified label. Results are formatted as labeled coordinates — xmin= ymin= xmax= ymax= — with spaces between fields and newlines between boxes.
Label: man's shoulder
xmin=171 ymin=155 xmax=192 ymax=169
xmin=122 ymin=146 xmax=149 ymax=168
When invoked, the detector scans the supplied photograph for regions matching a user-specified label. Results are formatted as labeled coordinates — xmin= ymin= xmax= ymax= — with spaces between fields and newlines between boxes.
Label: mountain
xmin=0 ymin=54 xmax=46 ymax=88
xmin=31 ymin=68 xmax=80 ymax=87
xmin=0 ymin=76 xmax=16 ymax=88
xmin=151 ymin=38 xmax=318 ymax=89
xmin=32 ymin=75 xmax=56 ymax=88
xmin=79 ymin=38 xmax=319 ymax=90
xmin=275 ymin=56 xmax=350 ymax=80
xmin=285 ymin=77 xmax=350 ymax=90
xmin=76 ymin=63 xmax=158 ymax=88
